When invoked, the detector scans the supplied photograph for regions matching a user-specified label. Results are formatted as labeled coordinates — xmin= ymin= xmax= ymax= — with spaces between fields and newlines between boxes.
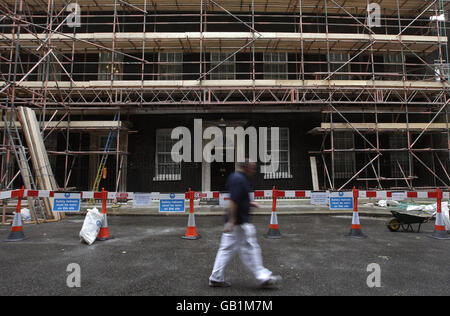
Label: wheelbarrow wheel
xmin=387 ymin=219 xmax=401 ymax=232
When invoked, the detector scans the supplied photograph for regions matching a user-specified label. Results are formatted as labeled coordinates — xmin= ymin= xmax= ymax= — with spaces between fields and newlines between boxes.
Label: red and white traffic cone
xmin=346 ymin=187 xmax=367 ymax=239
xmin=97 ymin=188 xmax=112 ymax=241
xmin=182 ymin=188 xmax=201 ymax=240
xmin=5 ymin=186 xmax=27 ymax=242
xmin=265 ymin=186 xmax=282 ymax=239
xmin=430 ymin=188 xmax=450 ymax=240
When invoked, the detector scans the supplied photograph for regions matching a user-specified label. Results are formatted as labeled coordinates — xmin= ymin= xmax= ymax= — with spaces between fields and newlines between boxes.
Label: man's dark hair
xmin=237 ymin=159 xmax=254 ymax=170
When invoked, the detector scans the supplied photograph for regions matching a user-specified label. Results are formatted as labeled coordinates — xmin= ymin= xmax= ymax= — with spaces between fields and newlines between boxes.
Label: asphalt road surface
xmin=1 ymin=215 xmax=449 ymax=296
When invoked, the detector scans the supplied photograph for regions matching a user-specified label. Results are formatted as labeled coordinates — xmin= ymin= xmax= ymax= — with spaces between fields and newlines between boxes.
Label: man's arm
xmin=250 ymin=201 xmax=260 ymax=209
xmin=224 ymin=200 xmax=237 ymax=232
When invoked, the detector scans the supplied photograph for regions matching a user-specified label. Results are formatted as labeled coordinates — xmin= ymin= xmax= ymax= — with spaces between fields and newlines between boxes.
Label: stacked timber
xmin=17 ymin=107 xmax=63 ymax=220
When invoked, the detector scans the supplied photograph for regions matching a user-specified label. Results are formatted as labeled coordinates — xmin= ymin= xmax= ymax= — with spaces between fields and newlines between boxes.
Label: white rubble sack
xmin=20 ymin=208 xmax=31 ymax=221
xmin=442 ymin=202 xmax=450 ymax=231
xmin=13 ymin=208 xmax=32 ymax=221
xmin=407 ymin=203 xmax=437 ymax=213
xmin=377 ymin=200 xmax=399 ymax=208
xmin=79 ymin=207 xmax=103 ymax=245
xmin=405 ymin=202 xmax=449 ymax=227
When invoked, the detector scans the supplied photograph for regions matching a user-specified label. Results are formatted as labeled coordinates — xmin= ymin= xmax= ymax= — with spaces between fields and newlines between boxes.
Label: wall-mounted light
xmin=218 ymin=118 xmax=226 ymax=128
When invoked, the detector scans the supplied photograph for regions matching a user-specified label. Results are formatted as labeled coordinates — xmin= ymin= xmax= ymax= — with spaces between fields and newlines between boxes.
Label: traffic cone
xmin=97 ymin=188 xmax=112 ymax=241
xmin=265 ymin=186 xmax=282 ymax=239
xmin=182 ymin=188 xmax=201 ymax=240
xmin=430 ymin=188 xmax=450 ymax=240
xmin=346 ymin=187 xmax=367 ymax=239
xmin=5 ymin=186 xmax=27 ymax=242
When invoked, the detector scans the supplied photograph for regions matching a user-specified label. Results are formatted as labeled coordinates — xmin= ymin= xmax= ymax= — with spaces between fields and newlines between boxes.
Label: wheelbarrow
xmin=386 ymin=209 xmax=435 ymax=233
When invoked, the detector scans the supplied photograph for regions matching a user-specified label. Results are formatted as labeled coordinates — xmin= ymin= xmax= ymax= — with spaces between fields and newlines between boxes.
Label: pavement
xmin=0 ymin=214 xmax=449 ymax=296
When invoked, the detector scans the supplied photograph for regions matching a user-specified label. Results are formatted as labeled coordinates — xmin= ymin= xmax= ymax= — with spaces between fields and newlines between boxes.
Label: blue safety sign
xmin=159 ymin=193 xmax=185 ymax=212
xmin=53 ymin=193 xmax=81 ymax=212
xmin=329 ymin=192 xmax=354 ymax=210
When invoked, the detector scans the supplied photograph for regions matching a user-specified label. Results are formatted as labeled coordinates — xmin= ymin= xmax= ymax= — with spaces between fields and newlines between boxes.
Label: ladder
xmin=3 ymin=110 xmax=47 ymax=222
xmin=91 ymin=112 xmax=119 ymax=194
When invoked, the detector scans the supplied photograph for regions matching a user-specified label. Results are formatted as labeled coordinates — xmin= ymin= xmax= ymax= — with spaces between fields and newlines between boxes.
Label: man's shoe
xmin=209 ymin=280 xmax=231 ymax=287
xmin=260 ymin=275 xmax=282 ymax=288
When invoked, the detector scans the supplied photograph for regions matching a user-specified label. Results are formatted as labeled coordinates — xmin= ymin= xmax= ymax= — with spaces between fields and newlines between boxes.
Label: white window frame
xmin=98 ymin=52 xmax=123 ymax=81
xmin=263 ymin=127 xmax=292 ymax=180
xmin=263 ymin=52 xmax=288 ymax=80
xmin=154 ymin=129 xmax=181 ymax=181
xmin=329 ymin=52 xmax=350 ymax=80
xmin=434 ymin=60 xmax=450 ymax=81
xmin=210 ymin=52 xmax=236 ymax=80
xmin=159 ymin=52 xmax=183 ymax=80
xmin=383 ymin=53 xmax=403 ymax=79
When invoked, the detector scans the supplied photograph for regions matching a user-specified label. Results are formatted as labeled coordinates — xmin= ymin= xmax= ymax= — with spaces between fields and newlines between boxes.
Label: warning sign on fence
xmin=391 ymin=192 xmax=406 ymax=201
xmin=311 ymin=192 xmax=329 ymax=205
xmin=132 ymin=193 xmax=154 ymax=207
xmin=329 ymin=192 xmax=354 ymax=210
xmin=53 ymin=193 xmax=81 ymax=212
xmin=159 ymin=193 xmax=185 ymax=212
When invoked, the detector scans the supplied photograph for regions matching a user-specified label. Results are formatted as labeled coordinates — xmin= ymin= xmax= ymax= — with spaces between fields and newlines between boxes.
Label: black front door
xmin=211 ymin=162 xmax=235 ymax=191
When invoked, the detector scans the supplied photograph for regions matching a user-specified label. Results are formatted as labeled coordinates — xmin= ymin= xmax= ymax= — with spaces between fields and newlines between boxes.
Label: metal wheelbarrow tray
xmin=386 ymin=208 xmax=435 ymax=233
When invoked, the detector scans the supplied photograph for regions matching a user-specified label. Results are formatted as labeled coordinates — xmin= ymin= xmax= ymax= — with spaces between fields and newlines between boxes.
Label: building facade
xmin=0 ymin=0 xmax=449 ymax=193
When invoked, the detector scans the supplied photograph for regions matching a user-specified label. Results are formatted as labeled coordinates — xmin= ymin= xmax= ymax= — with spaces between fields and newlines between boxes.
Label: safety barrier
xmin=1 ymin=186 xmax=449 ymax=242
xmin=1 ymin=188 xmax=448 ymax=202
xmin=269 ymin=186 xmax=450 ymax=240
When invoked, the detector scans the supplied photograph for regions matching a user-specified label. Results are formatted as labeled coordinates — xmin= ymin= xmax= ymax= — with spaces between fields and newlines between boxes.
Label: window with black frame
xmin=389 ymin=134 xmax=409 ymax=179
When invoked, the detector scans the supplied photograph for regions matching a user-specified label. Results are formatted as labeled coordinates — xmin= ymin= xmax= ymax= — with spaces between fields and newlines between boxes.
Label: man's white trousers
xmin=209 ymin=223 xmax=272 ymax=284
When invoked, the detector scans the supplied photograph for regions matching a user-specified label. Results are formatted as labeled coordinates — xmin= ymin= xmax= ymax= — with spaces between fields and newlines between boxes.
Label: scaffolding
xmin=0 ymin=0 xmax=449 ymax=193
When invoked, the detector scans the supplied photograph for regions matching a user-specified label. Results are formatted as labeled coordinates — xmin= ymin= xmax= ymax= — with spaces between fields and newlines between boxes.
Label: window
xmin=334 ymin=132 xmax=355 ymax=179
xmin=159 ymin=52 xmax=183 ymax=80
xmin=383 ymin=54 xmax=403 ymax=79
xmin=389 ymin=134 xmax=409 ymax=178
xmin=434 ymin=60 xmax=450 ymax=81
xmin=264 ymin=127 xmax=291 ymax=179
xmin=37 ymin=52 xmax=63 ymax=81
xmin=263 ymin=52 xmax=288 ymax=80
xmin=98 ymin=52 xmax=123 ymax=80
xmin=210 ymin=52 xmax=236 ymax=80
xmin=329 ymin=53 xmax=350 ymax=80
xmin=154 ymin=129 xmax=181 ymax=181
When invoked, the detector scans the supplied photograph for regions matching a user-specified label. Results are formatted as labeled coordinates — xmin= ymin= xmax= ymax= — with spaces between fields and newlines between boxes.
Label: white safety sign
xmin=311 ymin=192 xmax=329 ymax=205
xmin=133 ymin=193 xmax=154 ymax=207
xmin=159 ymin=193 xmax=185 ymax=212
xmin=53 ymin=193 xmax=81 ymax=212
xmin=329 ymin=192 xmax=354 ymax=210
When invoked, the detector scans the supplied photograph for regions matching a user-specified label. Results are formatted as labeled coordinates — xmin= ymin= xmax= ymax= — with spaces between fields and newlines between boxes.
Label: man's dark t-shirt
xmin=225 ymin=171 xmax=252 ymax=225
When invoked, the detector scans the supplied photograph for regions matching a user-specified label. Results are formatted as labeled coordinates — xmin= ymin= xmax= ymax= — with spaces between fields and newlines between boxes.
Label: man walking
xmin=209 ymin=160 xmax=282 ymax=288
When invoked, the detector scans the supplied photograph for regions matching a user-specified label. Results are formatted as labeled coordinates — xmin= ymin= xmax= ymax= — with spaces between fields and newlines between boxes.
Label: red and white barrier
xmin=0 ymin=188 xmax=448 ymax=202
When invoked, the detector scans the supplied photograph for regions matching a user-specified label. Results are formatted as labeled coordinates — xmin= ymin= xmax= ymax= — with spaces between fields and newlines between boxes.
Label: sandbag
xmin=79 ymin=207 xmax=103 ymax=245
xmin=377 ymin=200 xmax=399 ymax=208
xmin=19 ymin=208 xmax=31 ymax=221
xmin=442 ymin=202 xmax=450 ymax=231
